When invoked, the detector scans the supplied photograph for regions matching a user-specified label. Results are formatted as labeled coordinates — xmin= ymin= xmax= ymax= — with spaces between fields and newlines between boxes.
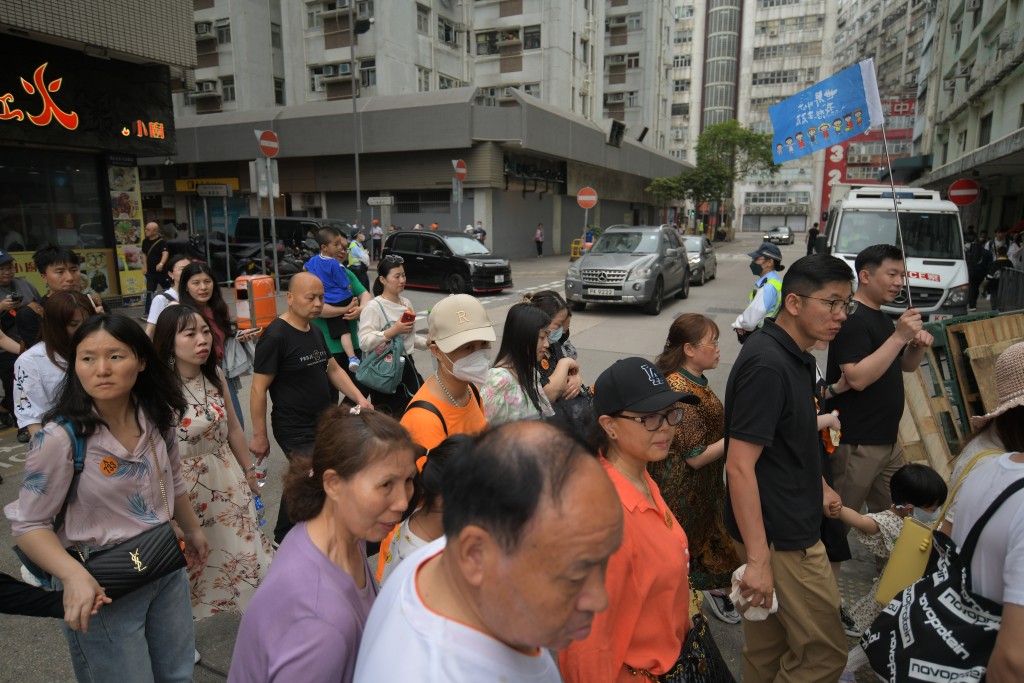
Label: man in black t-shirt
xmin=724 ymin=254 xmax=853 ymax=682
xmin=249 ymin=272 xmax=372 ymax=543
xmin=806 ymin=222 xmax=819 ymax=256
xmin=826 ymin=244 xmax=933 ymax=520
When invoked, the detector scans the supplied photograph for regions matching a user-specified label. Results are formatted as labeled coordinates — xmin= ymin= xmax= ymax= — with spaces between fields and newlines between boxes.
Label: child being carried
xmin=304 ymin=226 xmax=361 ymax=371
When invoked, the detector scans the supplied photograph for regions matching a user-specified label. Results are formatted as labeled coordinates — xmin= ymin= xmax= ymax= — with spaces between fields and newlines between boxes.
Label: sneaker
xmin=0 ymin=412 xmax=13 ymax=429
xmin=840 ymin=606 xmax=860 ymax=637
xmin=703 ymin=589 xmax=741 ymax=625
xmin=17 ymin=427 xmax=29 ymax=443
xmin=348 ymin=356 xmax=361 ymax=372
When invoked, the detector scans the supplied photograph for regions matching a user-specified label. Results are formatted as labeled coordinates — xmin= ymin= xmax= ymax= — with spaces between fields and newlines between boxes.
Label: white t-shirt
xmin=14 ymin=343 xmax=66 ymax=428
xmin=146 ymin=288 xmax=179 ymax=325
xmin=944 ymin=429 xmax=1005 ymax=525
xmin=950 ymin=452 xmax=1024 ymax=606
xmin=379 ymin=516 xmax=429 ymax=584
xmin=354 ymin=537 xmax=562 ymax=682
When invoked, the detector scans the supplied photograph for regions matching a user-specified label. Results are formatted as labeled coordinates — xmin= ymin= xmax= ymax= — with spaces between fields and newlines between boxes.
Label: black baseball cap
xmin=593 ymin=357 xmax=698 ymax=416
xmin=0 ymin=249 xmax=12 ymax=266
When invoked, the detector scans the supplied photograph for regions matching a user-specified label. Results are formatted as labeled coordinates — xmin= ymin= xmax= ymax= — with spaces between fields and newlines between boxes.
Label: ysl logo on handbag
xmin=130 ymin=548 xmax=147 ymax=572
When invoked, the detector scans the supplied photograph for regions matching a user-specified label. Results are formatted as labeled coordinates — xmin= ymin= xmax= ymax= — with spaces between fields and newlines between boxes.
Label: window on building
xmin=581 ymin=38 xmax=589 ymax=65
xmin=438 ymin=18 xmax=459 ymax=47
xmin=524 ymin=25 xmax=541 ymax=50
xmin=307 ymin=2 xmax=325 ymax=29
xmin=978 ymin=113 xmax=993 ymax=147
xmin=672 ymin=79 xmax=690 ymax=92
xmin=673 ymin=55 xmax=691 ymax=68
xmin=220 ymin=75 xmax=235 ymax=102
xmin=627 ymin=53 xmax=640 ymax=69
xmin=216 ymin=19 xmax=231 ymax=44
xmin=439 ymin=74 xmax=458 ymax=89
xmin=360 ymin=59 xmax=376 ymax=87
xmin=270 ymin=23 xmax=282 ymax=48
xmin=417 ymin=5 xmax=430 ymax=34
xmin=357 ymin=0 xmax=373 ymax=17
xmin=673 ymin=30 xmax=692 ymax=44
xmin=274 ymin=78 xmax=285 ymax=105
xmin=671 ymin=103 xmax=690 ymax=116
xmin=675 ymin=5 xmax=695 ymax=19
xmin=418 ymin=67 xmax=431 ymax=92
xmin=626 ymin=91 xmax=638 ymax=107
xmin=523 ymin=82 xmax=541 ymax=97
xmin=476 ymin=30 xmax=499 ymax=55
xmin=627 ymin=14 xmax=642 ymax=30
xmin=751 ymin=70 xmax=802 ymax=86
xmin=309 ymin=65 xmax=328 ymax=91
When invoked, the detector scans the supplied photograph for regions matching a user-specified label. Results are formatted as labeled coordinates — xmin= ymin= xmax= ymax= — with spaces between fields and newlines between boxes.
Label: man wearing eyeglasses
xmin=824 ymin=244 xmax=933 ymax=627
xmin=724 ymin=254 xmax=855 ymax=682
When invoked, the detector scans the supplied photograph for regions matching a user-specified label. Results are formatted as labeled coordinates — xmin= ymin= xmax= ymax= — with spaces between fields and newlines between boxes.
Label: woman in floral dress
xmin=649 ymin=313 xmax=741 ymax=624
xmin=154 ymin=305 xmax=274 ymax=619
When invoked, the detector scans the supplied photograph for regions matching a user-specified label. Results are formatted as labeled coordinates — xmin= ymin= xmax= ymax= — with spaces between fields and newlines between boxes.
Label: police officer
xmin=732 ymin=242 xmax=785 ymax=344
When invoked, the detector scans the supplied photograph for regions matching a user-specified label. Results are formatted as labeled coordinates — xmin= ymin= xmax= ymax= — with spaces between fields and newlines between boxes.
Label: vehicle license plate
xmin=931 ymin=314 xmax=953 ymax=321
xmin=495 ymin=274 xmax=505 ymax=283
xmin=588 ymin=288 xmax=615 ymax=296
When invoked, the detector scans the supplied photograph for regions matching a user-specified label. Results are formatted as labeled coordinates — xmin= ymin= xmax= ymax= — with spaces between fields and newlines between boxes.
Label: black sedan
xmin=382 ymin=230 xmax=513 ymax=294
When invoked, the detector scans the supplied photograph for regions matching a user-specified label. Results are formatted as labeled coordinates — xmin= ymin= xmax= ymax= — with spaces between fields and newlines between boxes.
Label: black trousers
xmin=0 ymin=350 xmax=16 ymax=414
xmin=272 ymin=436 xmax=316 ymax=544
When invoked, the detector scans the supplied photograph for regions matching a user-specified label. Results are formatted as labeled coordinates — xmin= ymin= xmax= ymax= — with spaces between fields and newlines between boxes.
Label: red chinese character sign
xmin=0 ymin=35 xmax=174 ymax=155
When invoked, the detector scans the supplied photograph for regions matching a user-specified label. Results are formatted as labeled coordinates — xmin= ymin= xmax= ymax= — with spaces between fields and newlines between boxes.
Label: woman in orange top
xmin=559 ymin=356 xmax=698 ymax=682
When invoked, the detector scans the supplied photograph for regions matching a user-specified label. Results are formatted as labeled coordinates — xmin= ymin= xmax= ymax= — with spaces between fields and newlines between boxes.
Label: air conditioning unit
xmin=606 ymin=92 xmax=625 ymax=103
xmin=768 ymin=29 xmax=778 ymax=37
xmin=303 ymin=193 xmax=321 ymax=207
xmin=313 ymin=75 xmax=326 ymax=92
xmin=943 ymin=78 xmax=956 ymax=91
xmin=609 ymin=54 xmax=626 ymax=65
xmin=608 ymin=16 xmax=627 ymax=27
xmin=952 ymin=21 xmax=962 ymax=34
xmin=199 ymin=81 xmax=217 ymax=92
xmin=672 ymin=129 xmax=684 ymax=140
xmin=998 ymin=29 xmax=1015 ymax=49
xmin=196 ymin=22 xmax=212 ymax=35
xmin=323 ymin=65 xmax=336 ymax=76
xmin=783 ymin=179 xmax=791 ymax=185
xmin=956 ymin=63 xmax=972 ymax=78
xmin=786 ymin=197 xmax=796 ymax=204
xmin=966 ymin=0 xmax=981 ymax=11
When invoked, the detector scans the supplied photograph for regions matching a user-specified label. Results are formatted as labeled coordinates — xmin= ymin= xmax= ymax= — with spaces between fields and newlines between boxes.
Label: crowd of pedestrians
xmin=1 ymin=234 xmax=1022 ymax=683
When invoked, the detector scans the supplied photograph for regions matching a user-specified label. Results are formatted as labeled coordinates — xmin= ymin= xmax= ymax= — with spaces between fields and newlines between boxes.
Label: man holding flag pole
xmin=726 ymin=59 xmax=913 ymax=683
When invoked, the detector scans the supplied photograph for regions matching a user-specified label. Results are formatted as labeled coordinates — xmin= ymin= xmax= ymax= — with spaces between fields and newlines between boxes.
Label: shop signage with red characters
xmin=0 ymin=35 xmax=174 ymax=155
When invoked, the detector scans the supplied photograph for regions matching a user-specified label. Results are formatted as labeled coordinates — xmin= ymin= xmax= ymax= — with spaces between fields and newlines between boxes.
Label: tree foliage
xmin=646 ymin=119 xmax=777 ymax=207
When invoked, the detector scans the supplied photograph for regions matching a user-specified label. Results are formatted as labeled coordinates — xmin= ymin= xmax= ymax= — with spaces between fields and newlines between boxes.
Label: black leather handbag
xmin=625 ymin=598 xmax=736 ymax=683
xmin=67 ymin=435 xmax=186 ymax=600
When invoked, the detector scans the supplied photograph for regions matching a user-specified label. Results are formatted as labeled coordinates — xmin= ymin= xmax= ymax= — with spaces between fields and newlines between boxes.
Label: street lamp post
xmin=348 ymin=4 xmax=374 ymax=232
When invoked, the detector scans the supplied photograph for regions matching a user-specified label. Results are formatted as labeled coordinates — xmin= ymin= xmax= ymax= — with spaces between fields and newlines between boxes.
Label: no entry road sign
xmin=948 ymin=178 xmax=980 ymax=206
xmin=257 ymin=130 xmax=280 ymax=158
xmin=453 ymin=159 xmax=467 ymax=181
xmin=577 ymin=187 xmax=598 ymax=210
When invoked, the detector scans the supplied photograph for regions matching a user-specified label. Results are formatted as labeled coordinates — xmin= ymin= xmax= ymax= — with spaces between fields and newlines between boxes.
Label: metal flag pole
xmin=879 ymin=124 xmax=913 ymax=310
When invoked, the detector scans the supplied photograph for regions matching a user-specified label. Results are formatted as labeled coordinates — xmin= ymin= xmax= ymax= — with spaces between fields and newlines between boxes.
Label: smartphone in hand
xmin=237 ymin=327 xmax=262 ymax=338
xmin=400 ymin=311 xmax=416 ymax=324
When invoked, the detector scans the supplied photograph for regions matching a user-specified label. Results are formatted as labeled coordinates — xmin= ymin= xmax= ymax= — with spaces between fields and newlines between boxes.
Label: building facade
xmin=158 ymin=0 xmax=685 ymax=258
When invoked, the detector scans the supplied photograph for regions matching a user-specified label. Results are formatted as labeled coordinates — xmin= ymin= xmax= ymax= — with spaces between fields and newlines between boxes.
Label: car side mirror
xmin=304 ymin=238 xmax=318 ymax=250
xmin=666 ymin=248 xmax=679 ymax=257
xmin=432 ymin=249 xmax=446 ymax=257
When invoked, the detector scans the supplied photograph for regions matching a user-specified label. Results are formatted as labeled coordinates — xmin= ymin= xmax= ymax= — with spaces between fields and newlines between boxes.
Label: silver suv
xmin=564 ymin=225 xmax=690 ymax=315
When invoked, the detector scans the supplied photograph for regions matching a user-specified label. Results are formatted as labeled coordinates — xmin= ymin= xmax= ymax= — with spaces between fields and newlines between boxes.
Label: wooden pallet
xmin=899 ymin=366 xmax=954 ymax=480
xmin=946 ymin=313 xmax=1024 ymax=424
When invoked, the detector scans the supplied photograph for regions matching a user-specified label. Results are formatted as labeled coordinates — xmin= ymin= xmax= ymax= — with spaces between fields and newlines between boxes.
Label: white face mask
xmin=912 ymin=507 xmax=940 ymax=524
xmin=441 ymin=348 xmax=492 ymax=385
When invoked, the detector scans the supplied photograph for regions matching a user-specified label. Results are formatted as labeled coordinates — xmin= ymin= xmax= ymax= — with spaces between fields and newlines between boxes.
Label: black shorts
xmin=325 ymin=297 xmax=354 ymax=338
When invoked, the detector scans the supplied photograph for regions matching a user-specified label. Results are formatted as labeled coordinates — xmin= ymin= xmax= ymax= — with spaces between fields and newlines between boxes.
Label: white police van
xmin=823 ymin=186 xmax=968 ymax=320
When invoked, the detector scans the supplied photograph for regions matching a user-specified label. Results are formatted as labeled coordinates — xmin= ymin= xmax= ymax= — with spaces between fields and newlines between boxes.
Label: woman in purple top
xmin=229 ymin=406 xmax=418 ymax=683
xmin=6 ymin=315 xmax=210 ymax=682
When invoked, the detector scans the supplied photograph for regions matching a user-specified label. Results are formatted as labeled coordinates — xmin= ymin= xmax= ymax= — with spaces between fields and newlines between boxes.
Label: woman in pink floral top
xmin=154 ymin=306 xmax=274 ymax=622
xmin=5 ymin=314 xmax=209 ymax=682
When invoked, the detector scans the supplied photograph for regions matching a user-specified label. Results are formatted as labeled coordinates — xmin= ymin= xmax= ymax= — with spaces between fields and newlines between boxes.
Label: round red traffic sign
xmin=948 ymin=178 xmax=980 ymax=206
xmin=577 ymin=187 xmax=598 ymax=210
xmin=259 ymin=130 xmax=280 ymax=158
xmin=453 ymin=159 xmax=467 ymax=181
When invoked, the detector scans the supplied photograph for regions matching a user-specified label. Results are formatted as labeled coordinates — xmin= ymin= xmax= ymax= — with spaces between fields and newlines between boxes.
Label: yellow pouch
xmin=875 ymin=516 xmax=933 ymax=605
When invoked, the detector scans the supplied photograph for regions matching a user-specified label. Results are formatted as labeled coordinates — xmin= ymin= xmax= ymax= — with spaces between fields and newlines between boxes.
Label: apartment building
xmin=736 ymin=0 xmax=836 ymax=232
xmin=0 ymin=1 xmax=194 ymax=300
xmin=161 ymin=0 xmax=684 ymax=257
xmin=602 ymin=0 xmax=673 ymax=150
xmin=913 ymin=0 xmax=1024 ymax=231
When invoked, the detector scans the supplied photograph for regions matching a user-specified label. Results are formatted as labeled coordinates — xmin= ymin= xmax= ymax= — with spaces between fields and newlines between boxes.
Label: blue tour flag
xmin=768 ymin=59 xmax=884 ymax=165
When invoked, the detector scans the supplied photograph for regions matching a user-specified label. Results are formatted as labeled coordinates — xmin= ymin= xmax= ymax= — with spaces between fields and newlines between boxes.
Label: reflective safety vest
xmin=749 ymin=272 xmax=783 ymax=327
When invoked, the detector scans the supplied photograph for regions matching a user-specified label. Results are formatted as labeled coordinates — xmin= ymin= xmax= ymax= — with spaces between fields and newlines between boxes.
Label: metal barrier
xmin=994 ymin=267 xmax=1024 ymax=312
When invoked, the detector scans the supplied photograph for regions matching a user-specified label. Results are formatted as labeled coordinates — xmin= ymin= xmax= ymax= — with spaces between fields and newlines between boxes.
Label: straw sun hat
xmin=971 ymin=341 xmax=1024 ymax=430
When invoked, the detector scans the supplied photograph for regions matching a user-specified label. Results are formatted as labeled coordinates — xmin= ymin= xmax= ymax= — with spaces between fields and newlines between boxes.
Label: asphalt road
xmin=0 ymin=233 xmax=880 ymax=681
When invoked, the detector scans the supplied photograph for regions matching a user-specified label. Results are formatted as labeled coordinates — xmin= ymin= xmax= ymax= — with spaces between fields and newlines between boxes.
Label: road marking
xmin=414 ymin=280 xmax=565 ymax=317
